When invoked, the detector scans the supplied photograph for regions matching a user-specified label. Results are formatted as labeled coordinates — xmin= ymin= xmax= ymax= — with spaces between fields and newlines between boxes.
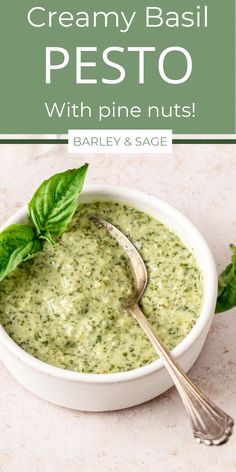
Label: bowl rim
xmin=0 ymin=184 xmax=218 ymax=384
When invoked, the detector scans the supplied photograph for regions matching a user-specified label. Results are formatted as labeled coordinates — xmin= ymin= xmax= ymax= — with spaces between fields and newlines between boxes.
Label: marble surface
xmin=0 ymin=143 xmax=236 ymax=471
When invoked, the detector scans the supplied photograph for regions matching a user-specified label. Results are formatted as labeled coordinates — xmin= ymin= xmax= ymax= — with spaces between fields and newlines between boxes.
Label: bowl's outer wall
xmin=0 ymin=329 xmax=208 ymax=411
xmin=0 ymin=186 xmax=217 ymax=411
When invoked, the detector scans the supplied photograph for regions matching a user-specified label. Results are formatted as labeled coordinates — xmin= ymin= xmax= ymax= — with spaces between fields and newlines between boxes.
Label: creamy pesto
xmin=0 ymin=202 xmax=203 ymax=373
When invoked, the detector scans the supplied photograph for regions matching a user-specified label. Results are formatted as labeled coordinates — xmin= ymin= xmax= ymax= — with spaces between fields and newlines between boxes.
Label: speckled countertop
xmin=0 ymin=143 xmax=236 ymax=471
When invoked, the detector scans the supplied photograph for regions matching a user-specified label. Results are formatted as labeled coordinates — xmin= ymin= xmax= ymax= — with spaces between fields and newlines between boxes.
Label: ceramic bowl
xmin=0 ymin=185 xmax=217 ymax=411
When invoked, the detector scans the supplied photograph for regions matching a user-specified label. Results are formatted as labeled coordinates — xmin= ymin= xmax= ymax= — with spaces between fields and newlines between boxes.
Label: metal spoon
xmin=91 ymin=216 xmax=234 ymax=446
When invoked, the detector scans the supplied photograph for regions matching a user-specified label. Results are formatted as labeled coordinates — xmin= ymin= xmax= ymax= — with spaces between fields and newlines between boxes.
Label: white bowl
xmin=0 ymin=185 xmax=217 ymax=411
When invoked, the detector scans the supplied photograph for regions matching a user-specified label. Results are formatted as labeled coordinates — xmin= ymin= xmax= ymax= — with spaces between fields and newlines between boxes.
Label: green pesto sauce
xmin=0 ymin=201 xmax=203 ymax=373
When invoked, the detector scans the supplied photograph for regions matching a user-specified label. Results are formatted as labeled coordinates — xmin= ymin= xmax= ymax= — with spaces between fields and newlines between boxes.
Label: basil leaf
xmin=28 ymin=164 xmax=88 ymax=242
xmin=216 ymin=244 xmax=236 ymax=313
xmin=218 ymin=263 xmax=235 ymax=297
xmin=0 ymin=224 xmax=42 ymax=281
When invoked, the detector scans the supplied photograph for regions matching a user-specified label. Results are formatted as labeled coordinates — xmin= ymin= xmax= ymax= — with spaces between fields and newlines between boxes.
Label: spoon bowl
xmin=90 ymin=215 xmax=148 ymax=304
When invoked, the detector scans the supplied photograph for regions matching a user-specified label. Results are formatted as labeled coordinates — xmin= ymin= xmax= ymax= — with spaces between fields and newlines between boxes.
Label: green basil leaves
xmin=28 ymin=164 xmax=88 ymax=243
xmin=0 ymin=225 xmax=42 ymax=282
xmin=0 ymin=164 xmax=88 ymax=281
xmin=216 ymin=244 xmax=236 ymax=313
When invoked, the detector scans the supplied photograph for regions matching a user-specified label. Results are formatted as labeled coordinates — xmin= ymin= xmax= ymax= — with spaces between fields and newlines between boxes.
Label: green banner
xmin=0 ymin=0 xmax=235 ymax=134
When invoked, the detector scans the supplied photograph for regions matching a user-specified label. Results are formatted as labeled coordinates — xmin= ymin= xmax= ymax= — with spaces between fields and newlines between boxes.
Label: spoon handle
xmin=127 ymin=303 xmax=234 ymax=446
